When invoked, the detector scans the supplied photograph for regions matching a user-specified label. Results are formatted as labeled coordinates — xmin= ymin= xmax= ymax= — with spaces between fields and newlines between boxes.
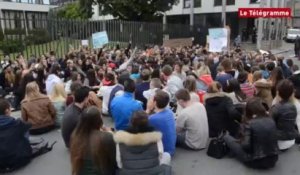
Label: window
xmin=250 ymin=0 xmax=260 ymax=4
xmin=183 ymin=0 xmax=201 ymax=8
xmin=214 ymin=0 xmax=235 ymax=6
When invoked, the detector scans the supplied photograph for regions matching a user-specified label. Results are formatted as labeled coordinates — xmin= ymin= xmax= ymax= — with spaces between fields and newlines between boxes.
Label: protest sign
xmin=163 ymin=38 xmax=193 ymax=48
xmin=92 ymin=31 xmax=109 ymax=49
xmin=208 ymin=28 xmax=228 ymax=52
xmin=81 ymin=40 xmax=89 ymax=46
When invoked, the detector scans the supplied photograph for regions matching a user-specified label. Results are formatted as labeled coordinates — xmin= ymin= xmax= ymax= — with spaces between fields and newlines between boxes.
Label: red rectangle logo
xmin=238 ymin=8 xmax=291 ymax=18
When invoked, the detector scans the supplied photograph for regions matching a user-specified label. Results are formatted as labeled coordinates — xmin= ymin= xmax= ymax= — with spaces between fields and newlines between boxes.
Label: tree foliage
xmin=79 ymin=0 xmax=179 ymax=21
xmin=57 ymin=2 xmax=89 ymax=19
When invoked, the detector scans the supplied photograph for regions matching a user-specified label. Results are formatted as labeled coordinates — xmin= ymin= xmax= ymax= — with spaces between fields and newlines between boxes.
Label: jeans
xmin=176 ymin=133 xmax=196 ymax=150
xmin=29 ymin=125 xmax=55 ymax=135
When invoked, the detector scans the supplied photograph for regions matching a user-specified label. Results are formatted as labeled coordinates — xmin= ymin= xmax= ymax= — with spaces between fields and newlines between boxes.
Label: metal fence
xmin=0 ymin=17 xmax=208 ymax=60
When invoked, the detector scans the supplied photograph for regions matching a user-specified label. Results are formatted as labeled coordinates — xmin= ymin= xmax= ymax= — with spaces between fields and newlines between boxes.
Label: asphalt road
xmin=6 ymin=42 xmax=300 ymax=175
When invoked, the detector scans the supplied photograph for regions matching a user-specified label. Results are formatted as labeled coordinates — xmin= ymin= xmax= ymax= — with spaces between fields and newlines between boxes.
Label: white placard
xmin=208 ymin=28 xmax=228 ymax=52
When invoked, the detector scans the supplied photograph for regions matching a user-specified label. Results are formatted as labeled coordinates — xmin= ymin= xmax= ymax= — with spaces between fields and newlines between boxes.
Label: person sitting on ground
xmin=225 ymin=79 xmax=247 ymax=105
xmin=110 ymin=78 xmax=143 ymax=130
xmin=66 ymin=81 xmax=82 ymax=106
xmin=215 ymin=66 xmax=233 ymax=90
xmin=114 ymin=111 xmax=171 ymax=175
xmin=97 ymin=72 xmax=123 ymax=116
xmin=270 ymin=79 xmax=298 ymax=151
xmin=70 ymin=106 xmax=116 ymax=175
xmin=49 ymin=83 xmax=66 ymax=128
xmin=21 ymin=82 xmax=56 ymax=135
xmin=0 ymin=99 xmax=32 ymax=172
xmin=175 ymin=89 xmax=209 ymax=150
xmin=45 ymin=63 xmax=63 ymax=95
xmin=254 ymin=77 xmax=273 ymax=110
xmin=204 ymin=81 xmax=241 ymax=138
xmin=62 ymin=86 xmax=90 ymax=148
xmin=173 ymin=61 xmax=186 ymax=81
xmin=135 ymin=68 xmax=151 ymax=110
xmin=147 ymin=90 xmax=176 ymax=156
xmin=224 ymin=97 xmax=279 ymax=169
xmin=238 ymin=71 xmax=255 ymax=98
xmin=65 ymin=72 xmax=82 ymax=95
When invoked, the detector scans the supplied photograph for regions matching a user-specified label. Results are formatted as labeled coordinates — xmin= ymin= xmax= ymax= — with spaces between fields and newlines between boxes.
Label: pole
xmin=257 ymin=0 xmax=266 ymax=50
xmin=222 ymin=0 xmax=226 ymax=27
xmin=190 ymin=0 xmax=194 ymax=29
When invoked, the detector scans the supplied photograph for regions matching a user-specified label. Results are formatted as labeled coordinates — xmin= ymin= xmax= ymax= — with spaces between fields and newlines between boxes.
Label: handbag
xmin=206 ymin=132 xmax=229 ymax=159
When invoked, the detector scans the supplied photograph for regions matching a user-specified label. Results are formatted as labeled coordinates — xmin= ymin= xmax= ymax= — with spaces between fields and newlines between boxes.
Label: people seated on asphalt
xmin=135 ymin=68 xmax=151 ymax=110
xmin=62 ymin=86 xmax=90 ymax=148
xmin=66 ymin=81 xmax=83 ymax=106
xmin=204 ymin=81 xmax=241 ymax=138
xmin=224 ymin=97 xmax=279 ymax=169
xmin=110 ymin=78 xmax=143 ymax=130
xmin=21 ymin=82 xmax=56 ymax=135
xmin=70 ymin=106 xmax=116 ymax=175
xmin=45 ymin=63 xmax=63 ymax=95
xmin=224 ymin=79 xmax=247 ymax=105
xmin=147 ymin=90 xmax=176 ymax=156
xmin=114 ymin=111 xmax=171 ymax=175
xmin=49 ymin=83 xmax=66 ymax=128
xmin=270 ymin=79 xmax=298 ymax=151
xmin=175 ymin=89 xmax=209 ymax=150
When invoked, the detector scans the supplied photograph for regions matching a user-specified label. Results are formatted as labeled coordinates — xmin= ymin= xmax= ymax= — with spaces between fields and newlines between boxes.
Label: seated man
xmin=147 ymin=90 xmax=176 ymax=156
xmin=62 ymin=86 xmax=90 ymax=148
xmin=175 ymin=89 xmax=209 ymax=150
xmin=110 ymin=78 xmax=143 ymax=130
xmin=0 ymin=99 xmax=32 ymax=172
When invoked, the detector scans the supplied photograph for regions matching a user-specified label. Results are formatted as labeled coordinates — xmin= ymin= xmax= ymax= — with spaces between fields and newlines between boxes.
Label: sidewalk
xmin=240 ymin=40 xmax=293 ymax=55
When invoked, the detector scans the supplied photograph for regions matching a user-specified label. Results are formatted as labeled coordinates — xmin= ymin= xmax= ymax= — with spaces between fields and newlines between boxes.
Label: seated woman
xmin=49 ymin=83 xmax=66 ymax=128
xmin=224 ymin=79 xmax=246 ymax=105
xmin=224 ymin=97 xmax=279 ymax=169
xmin=204 ymin=81 xmax=241 ymax=138
xmin=114 ymin=111 xmax=171 ymax=175
xmin=270 ymin=79 xmax=298 ymax=151
xmin=70 ymin=106 xmax=116 ymax=175
xmin=21 ymin=82 xmax=56 ymax=135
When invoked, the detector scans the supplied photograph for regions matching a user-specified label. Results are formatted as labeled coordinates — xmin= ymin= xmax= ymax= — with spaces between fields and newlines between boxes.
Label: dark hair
xmin=162 ymin=65 xmax=173 ymax=76
xmin=123 ymin=78 xmax=135 ymax=93
xmin=71 ymin=72 xmax=79 ymax=82
xmin=127 ymin=111 xmax=154 ymax=134
xmin=286 ymin=59 xmax=293 ymax=68
xmin=237 ymin=71 xmax=248 ymax=84
xmin=175 ymin=89 xmax=191 ymax=102
xmin=277 ymin=79 xmax=294 ymax=101
xmin=153 ymin=90 xmax=170 ymax=109
xmin=184 ymin=76 xmax=197 ymax=93
xmin=70 ymin=82 xmax=82 ymax=94
xmin=151 ymin=68 xmax=160 ymax=79
xmin=266 ymin=62 xmax=275 ymax=72
xmin=245 ymin=97 xmax=267 ymax=121
xmin=86 ymin=69 xmax=98 ymax=87
xmin=104 ymin=72 xmax=116 ymax=85
xmin=50 ymin=63 xmax=61 ymax=75
xmin=0 ymin=99 xmax=10 ymax=115
xmin=71 ymin=107 xmax=115 ymax=175
xmin=221 ymin=59 xmax=232 ymax=71
xmin=227 ymin=79 xmax=246 ymax=102
xmin=74 ymin=86 xmax=90 ymax=103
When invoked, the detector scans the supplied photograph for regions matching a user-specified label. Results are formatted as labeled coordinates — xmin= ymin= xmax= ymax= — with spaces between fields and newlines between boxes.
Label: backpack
xmin=108 ymin=85 xmax=124 ymax=115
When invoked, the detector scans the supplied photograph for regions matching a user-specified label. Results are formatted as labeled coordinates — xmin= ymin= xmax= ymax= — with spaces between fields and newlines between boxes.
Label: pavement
xmin=6 ymin=41 xmax=300 ymax=175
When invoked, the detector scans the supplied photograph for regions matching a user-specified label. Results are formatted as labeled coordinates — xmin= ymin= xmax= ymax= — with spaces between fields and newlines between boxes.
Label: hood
xmin=254 ymin=79 xmax=272 ymax=89
xmin=0 ymin=115 xmax=15 ymax=129
xmin=114 ymin=131 xmax=162 ymax=146
xmin=199 ymin=75 xmax=213 ymax=86
xmin=46 ymin=74 xmax=60 ymax=82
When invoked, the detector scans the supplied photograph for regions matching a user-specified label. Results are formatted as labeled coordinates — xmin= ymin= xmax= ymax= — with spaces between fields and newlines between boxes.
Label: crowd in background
xmin=0 ymin=43 xmax=300 ymax=174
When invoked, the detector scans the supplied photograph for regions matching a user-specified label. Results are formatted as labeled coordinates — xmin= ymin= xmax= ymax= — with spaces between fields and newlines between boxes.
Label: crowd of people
xmin=0 ymin=43 xmax=300 ymax=174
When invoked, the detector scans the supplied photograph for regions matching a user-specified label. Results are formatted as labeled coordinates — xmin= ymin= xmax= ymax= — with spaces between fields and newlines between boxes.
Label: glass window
xmin=214 ymin=0 xmax=235 ymax=6
xmin=184 ymin=0 xmax=201 ymax=8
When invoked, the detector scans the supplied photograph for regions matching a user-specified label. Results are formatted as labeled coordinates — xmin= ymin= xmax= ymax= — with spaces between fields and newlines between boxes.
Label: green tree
xmin=79 ymin=0 xmax=179 ymax=21
xmin=57 ymin=2 xmax=89 ymax=19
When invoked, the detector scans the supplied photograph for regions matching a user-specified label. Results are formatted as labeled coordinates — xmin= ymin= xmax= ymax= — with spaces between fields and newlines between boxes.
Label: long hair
xmin=70 ymin=107 xmax=115 ymax=175
xmin=184 ymin=76 xmax=197 ymax=93
xmin=244 ymin=97 xmax=267 ymax=122
xmin=207 ymin=81 xmax=222 ymax=93
xmin=50 ymin=83 xmax=67 ymax=101
xmin=24 ymin=82 xmax=42 ymax=101
xmin=227 ymin=79 xmax=246 ymax=102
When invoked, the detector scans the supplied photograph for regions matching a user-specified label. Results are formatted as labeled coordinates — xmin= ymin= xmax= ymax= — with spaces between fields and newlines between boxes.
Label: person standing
xmin=175 ymin=89 xmax=209 ymax=150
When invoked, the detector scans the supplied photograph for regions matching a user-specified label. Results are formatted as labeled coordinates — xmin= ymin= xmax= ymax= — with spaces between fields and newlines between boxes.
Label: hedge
xmin=0 ymin=39 xmax=24 ymax=55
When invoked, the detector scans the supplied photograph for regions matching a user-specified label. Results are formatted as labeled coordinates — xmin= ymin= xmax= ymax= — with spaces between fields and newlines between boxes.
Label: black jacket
xmin=271 ymin=101 xmax=298 ymax=141
xmin=204 ymin=93 xmax=242 ymax=138
xmin=241 ymin=117 xmax=279 ymax=160
xmin=0 ymin=115 xmax=32 ymax=171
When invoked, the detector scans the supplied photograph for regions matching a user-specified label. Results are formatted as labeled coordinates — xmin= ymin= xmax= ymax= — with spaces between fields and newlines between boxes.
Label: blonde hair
xmin=50 ymin=83 xmax=67 ymax=101
xmin=25 ymin=82 xmax=42 ymax=101
xmin=207 ymin=81 xmax=222 ymax=93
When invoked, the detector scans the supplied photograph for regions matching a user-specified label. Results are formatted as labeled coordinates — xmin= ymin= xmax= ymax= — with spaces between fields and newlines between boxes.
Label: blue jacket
xmin=110 ymin=92 xmax=143 ymax=130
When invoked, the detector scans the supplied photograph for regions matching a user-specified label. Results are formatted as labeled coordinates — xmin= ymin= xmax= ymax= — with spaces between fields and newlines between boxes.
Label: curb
xmin=272 ymin=49 xmax=292 ymax=55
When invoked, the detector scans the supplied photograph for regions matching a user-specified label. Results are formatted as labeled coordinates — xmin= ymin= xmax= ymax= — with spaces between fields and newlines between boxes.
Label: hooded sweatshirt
xmin=46 ymin=74 xmax=62 ymax=95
